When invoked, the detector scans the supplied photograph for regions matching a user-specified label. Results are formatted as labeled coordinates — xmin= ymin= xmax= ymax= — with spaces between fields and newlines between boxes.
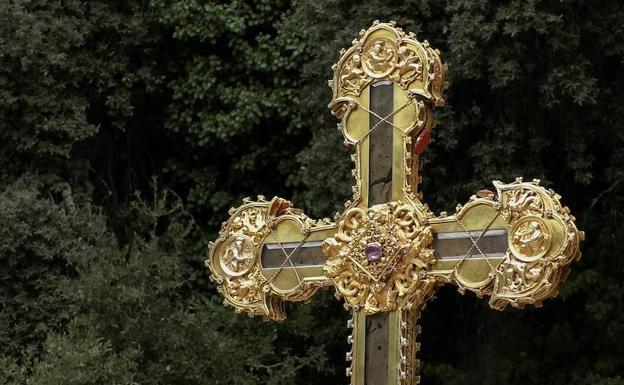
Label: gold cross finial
xmin=206 ymin=21 xmax=583 ymax=385
xmin=328 ymin=21 xmax=447 ymax=209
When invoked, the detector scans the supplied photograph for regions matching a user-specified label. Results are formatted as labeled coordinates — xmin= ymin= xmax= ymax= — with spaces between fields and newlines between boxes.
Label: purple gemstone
xmin=365 ymin=242 xmax=383 ymax=262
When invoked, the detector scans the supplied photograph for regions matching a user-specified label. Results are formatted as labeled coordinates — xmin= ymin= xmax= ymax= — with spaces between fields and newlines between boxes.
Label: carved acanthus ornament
xmin=322 ymin=202 xmax=437 ymax=314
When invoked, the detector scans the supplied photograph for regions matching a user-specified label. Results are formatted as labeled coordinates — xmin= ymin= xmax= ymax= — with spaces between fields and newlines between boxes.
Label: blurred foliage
xmin=0 ymin=0 xmax=622 ymax=384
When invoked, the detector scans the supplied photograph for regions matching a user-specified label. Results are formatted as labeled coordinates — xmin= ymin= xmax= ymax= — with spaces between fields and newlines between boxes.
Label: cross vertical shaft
xmin=347 ymin=80 xmax=432 ymax=385
xmin=362 ymin=80 xmax=394 ymax=385
xmin=368 ymin=81 xmax=394 ymax=206
xmin=347 ymin=79 xmax=423 ymax=385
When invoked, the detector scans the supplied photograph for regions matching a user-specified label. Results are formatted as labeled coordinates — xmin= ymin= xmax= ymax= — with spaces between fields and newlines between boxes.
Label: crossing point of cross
xmin=206 ymin=21 xmax=584 ymax=385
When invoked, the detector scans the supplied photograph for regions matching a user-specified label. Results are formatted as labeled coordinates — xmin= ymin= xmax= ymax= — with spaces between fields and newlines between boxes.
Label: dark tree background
xmin=1 ymin=0 xmax=622 ymax=384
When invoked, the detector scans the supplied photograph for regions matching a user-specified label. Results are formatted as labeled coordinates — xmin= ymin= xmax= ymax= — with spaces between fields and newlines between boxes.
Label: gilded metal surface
xmin=488 ymin=179 xmax=583 ymax=309
xmin=510 ymin=217 xmax=551 ymax=261
xmin=220 ymin=234 xmax=256 ymax=276
xmin=329 ymin=20 xmax=446 ymax=107
xmin=205 ymin=20 xmax=584 ymax=385
xmin=428 ymin=197 xmax=508 ymax=294
xmin=322 ymin=202 xmax=436 ymax=313
xmin=207 ymin=196 xmax=333 ymax=321
xmin=397 ymin=307 xmax=425 ymax=384
xmin=427 ymin=179 xmax=583 ymax=311
xmin=327 ymin=21 xmax=448 ymax=223
xmin=347 ymin=306 xmax=428 ymax=385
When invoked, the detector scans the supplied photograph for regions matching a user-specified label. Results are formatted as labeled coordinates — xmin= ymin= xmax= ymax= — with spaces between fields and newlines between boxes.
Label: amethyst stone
xmin=365 ymin=242 xmax=383 ymax=262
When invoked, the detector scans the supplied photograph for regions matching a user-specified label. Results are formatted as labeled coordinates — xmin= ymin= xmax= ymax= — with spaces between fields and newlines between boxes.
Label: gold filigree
xmin=322 ymin=202 xmax=436 ymax=314
xmin=329 ymin=21 xmax=447 ymax=105
xmin=487 ymin=179 xmax=584 ymax=309
xmin=207 ymin=197 xmax=330 ymax=320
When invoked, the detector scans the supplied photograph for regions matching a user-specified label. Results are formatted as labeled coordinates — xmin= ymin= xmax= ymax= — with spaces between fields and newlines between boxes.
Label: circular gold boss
xmin=509 ymin=216 xmax=552 ymax=262
xmin=220 ymin=234 xmax=257 ymax=277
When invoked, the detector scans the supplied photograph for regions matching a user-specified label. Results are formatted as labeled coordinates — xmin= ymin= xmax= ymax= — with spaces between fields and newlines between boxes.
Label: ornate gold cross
xmin=206 ymin=21 xmax=583 ymax=385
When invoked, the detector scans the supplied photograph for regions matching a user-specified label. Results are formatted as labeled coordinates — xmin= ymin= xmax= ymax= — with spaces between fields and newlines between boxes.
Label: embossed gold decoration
xmin=322 ymin=202 xmax=436 ymax=313
xmin=325 ymin=21 xmax=448 ymax=241
xmin=488 ymin=179 xmax=584 ymax=309
xmin=207 ymin=197 xmax=332 ymax=321
xmin=220 ymin=234 xmax=256 ymax=276
xmin=329 ymin=20 xmax=446 ymax=104
xmin=510 ymin=216 xmax=551 ymax=261
xmin=427 ymin=178 xmax=584 ymax=310
xmin=205 ymin=20 xmax=584 ymax=385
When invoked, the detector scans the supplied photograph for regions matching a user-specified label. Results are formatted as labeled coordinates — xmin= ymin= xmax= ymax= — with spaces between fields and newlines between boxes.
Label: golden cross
xmin=206 ymin=21 xmax=583 ymax=385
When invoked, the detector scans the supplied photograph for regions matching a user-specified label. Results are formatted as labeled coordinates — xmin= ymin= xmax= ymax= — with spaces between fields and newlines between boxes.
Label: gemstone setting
xmin=365 ymin=242 xmax=383 ymax=262
xmin=414 ymin=130 xmax=431 ymax=154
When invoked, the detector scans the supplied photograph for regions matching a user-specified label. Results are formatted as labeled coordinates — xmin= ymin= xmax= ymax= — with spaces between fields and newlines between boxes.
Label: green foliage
xmin=0 ymin=176 xmax=113 ymax=360
xmin=28 ymin=331 xmax=137 ymax=385
xmin=0 ymin=176 xmax=326 ymax=384
xmin=0 ymin=0 xmax=623 ymax=384
xmin=151 ymin=0 xmax=316 ymax=226
xmin=0 ymin=0 xmax=165 ymax=160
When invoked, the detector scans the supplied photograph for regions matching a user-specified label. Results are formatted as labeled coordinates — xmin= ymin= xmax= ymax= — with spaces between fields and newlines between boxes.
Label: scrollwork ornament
xmin=487 ymin=180 xmax=584 ymax=310
xmin=322 ymin=202 xmax=437 ymax=314
xmin=207 ymin=197 xmax=326 ymax=320
xmin=329 ymin=21 xmax=447 ymax=107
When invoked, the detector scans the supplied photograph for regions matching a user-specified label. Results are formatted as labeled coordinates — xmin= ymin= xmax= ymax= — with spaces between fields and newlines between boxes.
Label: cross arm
xmin=205 ymin=181 xmax=583 ymax=381
xmin=428 ymin=178 xmax=584 ymax=310
xmin=323 ymin=179 xmax=583 ymax=385
xmin=206 ymin=196 xmax=335 ymax=320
